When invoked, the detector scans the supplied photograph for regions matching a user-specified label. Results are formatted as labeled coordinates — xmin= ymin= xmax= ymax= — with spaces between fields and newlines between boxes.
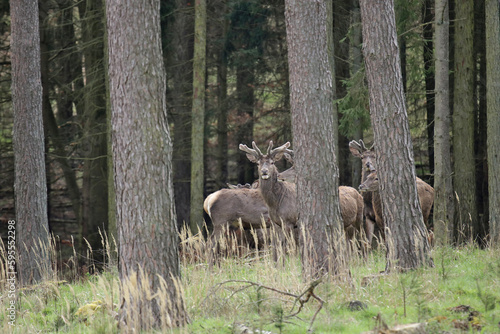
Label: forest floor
xmin=1 ymin=234 xmax=500 ymax=333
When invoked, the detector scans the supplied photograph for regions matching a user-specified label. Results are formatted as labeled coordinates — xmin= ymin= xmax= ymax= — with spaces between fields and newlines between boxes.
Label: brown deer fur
xmin=203 ymin=188 xmax=270 ymax=248
xmin=349 ymin=140 xmax=380 ymax=244
xmin=358 ymin=170 xmax=435 ymax=234
xmin=240 ymin=141 xmax=364 ymax=242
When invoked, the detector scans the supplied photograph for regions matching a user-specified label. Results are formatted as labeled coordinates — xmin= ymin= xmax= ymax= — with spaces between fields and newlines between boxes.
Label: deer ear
xmin=349 ymin=145 xmax=362 ymax=158
xmin=246 ymin=153 xmax=258 ymax=163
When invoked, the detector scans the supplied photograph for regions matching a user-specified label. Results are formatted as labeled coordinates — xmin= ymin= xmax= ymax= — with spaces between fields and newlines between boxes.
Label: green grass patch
xmin=1 ymin=241 xmax=499 ymax=333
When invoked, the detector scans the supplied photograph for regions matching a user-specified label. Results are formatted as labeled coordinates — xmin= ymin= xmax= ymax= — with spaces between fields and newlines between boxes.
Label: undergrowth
xmin=0 ymin=226 xmax=499 ymax=333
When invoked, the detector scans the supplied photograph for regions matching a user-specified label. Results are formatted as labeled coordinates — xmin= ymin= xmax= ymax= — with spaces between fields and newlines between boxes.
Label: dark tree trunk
xmin=80 ymin=0 xmax=109 ymax=269
xmin=334 ymin=0 xmax=353 ymax=186
xmin=485 ymin=0 xmax=500 ymax=246
xmin=349 ymin=0 xmax=363 ymax=188
xmin=473 ymin=0 xmax=488 ymax=243
xmin=216 ymin=20 xmax=229 ymax=187
xmin=423 ymin=0 xmax=435 ymax=183
xmin=236 ymin=67 xmax=256 ymax=185
xmin=168 ymin=0 xmax=194 ymax=230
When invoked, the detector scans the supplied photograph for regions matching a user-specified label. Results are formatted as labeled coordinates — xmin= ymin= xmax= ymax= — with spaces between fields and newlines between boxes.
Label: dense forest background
xmin=0 ymin=0 xmax=498 ymax=265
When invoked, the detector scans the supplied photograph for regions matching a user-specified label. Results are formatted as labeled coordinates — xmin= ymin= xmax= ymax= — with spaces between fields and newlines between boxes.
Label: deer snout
xmin=358 ymin=184 xmax=367 ymax=193
xmin=261 ymin=167 xmax=270 ymax=180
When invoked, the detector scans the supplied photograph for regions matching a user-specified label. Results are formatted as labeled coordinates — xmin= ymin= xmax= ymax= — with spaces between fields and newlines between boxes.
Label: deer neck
xmin=259 ymin=174 xmax=282 ymax=207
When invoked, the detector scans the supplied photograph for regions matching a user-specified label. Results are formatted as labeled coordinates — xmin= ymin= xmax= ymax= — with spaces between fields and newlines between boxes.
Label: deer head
xmin=239 ymin=141 xmax=290 ymax=181
xmin=358 ymin=170 xmax=379 ymax=193
xmin=349 ymin=139 xmax=376 ymax=175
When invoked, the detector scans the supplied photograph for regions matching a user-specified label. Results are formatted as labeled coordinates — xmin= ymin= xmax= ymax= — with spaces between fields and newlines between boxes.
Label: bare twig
xmin=201 ymin=278 xmax=324 ymax=332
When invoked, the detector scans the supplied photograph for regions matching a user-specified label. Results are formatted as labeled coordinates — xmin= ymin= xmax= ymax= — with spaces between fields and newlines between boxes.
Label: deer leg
xmin=364 ymin=217 xmax=375 ymax=249
xmin=208 ymin=223 xmax=226 ymax=266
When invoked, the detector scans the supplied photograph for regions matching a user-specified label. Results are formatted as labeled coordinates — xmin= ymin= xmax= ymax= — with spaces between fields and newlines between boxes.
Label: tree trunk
xmin=349 ymin=0 xmax=363 ymax=188
xmin=285 ymin=0 xmax=345 ymax=279
xmin=453 ymin=0 xmax=477 ymax=243
xmin=423 ymin=0 xmax=435 ymax=182
xmin=168 ymin=0 xmax=193 ymax=230
xmin=473 ymin=0 xmax=488 ymax=244
xmin=39 ymin=0 xmax=82 ymax=233
xmin=106 ymin=0 xmax=188 ymax=329
xmin=334 ymin=0 xmax=351 ymax=186
xmin=359 ymin=0 xmax=433 ymax=271
xmin=486 ymin=0 xmax=500 ymax=246
xmin=236 ymin=67 xmax=256 ymax=184
xmin=433 ymin=0 xmax=454 ymax=245
xmin=216 ymin=10 xmax=229 ymax=188
xmin=190 ymin=0 xmax=207 ymax=232
xmin=11 ymin=0 xmax=51 ymax=285
xmin=80 ymin=0 xmax=109 ymax=269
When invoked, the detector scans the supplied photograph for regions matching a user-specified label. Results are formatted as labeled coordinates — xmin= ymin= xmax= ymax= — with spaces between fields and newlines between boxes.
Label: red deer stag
xmin=239 ymin=141 xmax=298 ymax=235
xmin=358 ymin=170 xmax=435 ymax=243
xmin=349 ymin=140 xmax=380 ymax=245
xmin=240 ymin=141 xmax=364 ymax=246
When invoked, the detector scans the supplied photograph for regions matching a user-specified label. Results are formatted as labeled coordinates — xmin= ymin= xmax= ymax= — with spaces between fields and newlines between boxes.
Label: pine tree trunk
xmin=11 ymin=0 xmax=51 ymax=285
xmin=423 ymin=0 xmax=435 ymax=179
xmin=453 ymin=0 xmax=477 ymax=243
xmin=433 ymin=0 xmax=454 ymax=245
xmin=285 ymin=0 xmax=345 ymax=279
xmin=80 ymin=0 xmax=109 ymax=268
xmin=236 ymin=67 xmax=256 ymax=184
xmin=359 ymin=0 xmax=433 ymax=271
xmin=190 ymin=0 xmax=207 ymax=232
xmin=349 ymin=0 xmax=363 ymax=188
xmin=333 ymin=0 xmax=351 ymax=186
xmin=169 ymin=0 xmax=193 ymax=230
xmin=106 ymin=0 xmax=188 ymax=328
xmin=486 ymin=0 xmax=500 ymax=246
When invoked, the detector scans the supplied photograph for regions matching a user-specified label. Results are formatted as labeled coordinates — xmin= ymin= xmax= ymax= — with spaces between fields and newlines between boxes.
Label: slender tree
xmin=166 ymin=0 xmax=193 ymax=230
xmin=423 ymin=0 xmax=435 ymax=179
xmin=453 ymin=0 xmax=477 ymax=243
xmin=359 ymin=0 xmax=433 ymax=271
xmin=433 ymin=0 xmax=454 ymax=245
xmin=190 ymin=0 xmax=207 ymax=232
xmin=285 ymin=0 xmax=344 ymax=279
xmin=348 ymin=0 xmax=364 ymax=188
xmin=80 ymin=0 xmax=109 ymax=266
xmin=486 ymin=0 xmax=500 ymax=247
xmin=106 ymin=0 xmax=188 ymax=329
xmin=11 ymin=0 xmax=51 ymax=285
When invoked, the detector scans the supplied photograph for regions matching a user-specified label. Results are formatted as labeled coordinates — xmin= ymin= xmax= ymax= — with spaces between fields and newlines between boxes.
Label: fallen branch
xmin=201 ymin=278 xmax=324 ymax=332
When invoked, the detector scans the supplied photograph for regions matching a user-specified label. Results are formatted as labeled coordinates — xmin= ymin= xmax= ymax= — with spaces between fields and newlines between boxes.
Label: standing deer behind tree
xmin=239 ymin=141 xmax=298 ymax=237
xmin=358 ymin=170 xmax=435 ymax=244
xmin=239 ymin=141 xmax=364 ymax=250
xmin=349 ymin=140 xmax=380 ymax=245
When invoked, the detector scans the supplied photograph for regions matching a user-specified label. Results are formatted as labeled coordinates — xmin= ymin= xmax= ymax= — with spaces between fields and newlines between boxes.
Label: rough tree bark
xmin=106 ymin=0 xmax=188 ymax=329
xmin=359 ymin=0 xmax=433 ymax=271
xmin=285 ymin=0 xmax=345 ymax=279
xmin=453 ymin=0 xmax=477 ymax=243
xmin=11 ymin=0 xmax=52 ymax=285
xmin=433 ymin=0 xmax=454 ymax=245
xmin=190 ymin=0 xmax=207 ymax=232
